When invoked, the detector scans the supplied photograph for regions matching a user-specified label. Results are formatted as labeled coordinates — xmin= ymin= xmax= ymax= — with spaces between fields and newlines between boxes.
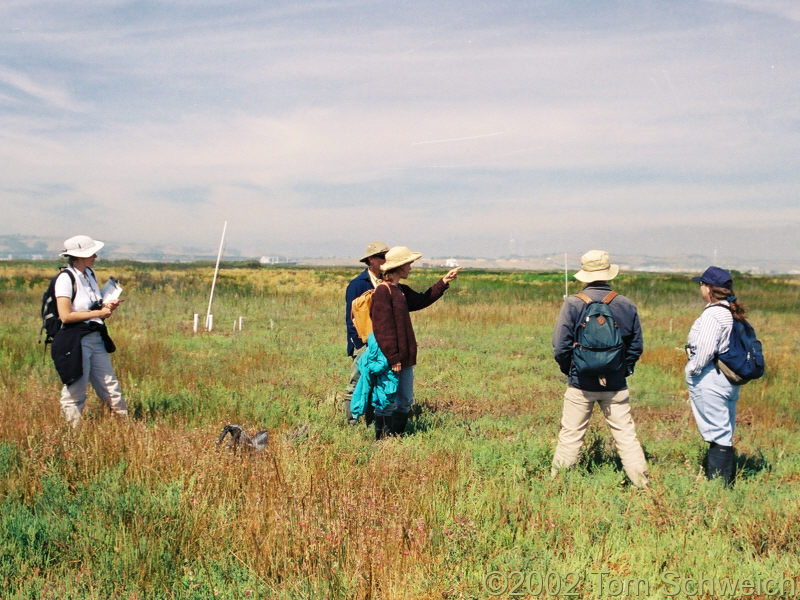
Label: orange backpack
xmin=351 ymin=282 xmax=390 ymax=343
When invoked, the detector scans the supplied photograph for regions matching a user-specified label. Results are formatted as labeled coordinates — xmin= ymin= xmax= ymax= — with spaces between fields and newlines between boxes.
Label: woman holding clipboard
xmin=51 ymin=234 xmax=128 ymax=427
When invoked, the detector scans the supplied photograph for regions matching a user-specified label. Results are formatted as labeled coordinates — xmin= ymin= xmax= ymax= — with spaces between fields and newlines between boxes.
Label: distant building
xmin=259 ymin=256 xmax=296 ymax=265
xmin=444 ymin=258 xmax=459 ymax=268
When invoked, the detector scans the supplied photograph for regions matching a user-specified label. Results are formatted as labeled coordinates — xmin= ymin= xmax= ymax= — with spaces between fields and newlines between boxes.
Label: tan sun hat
xmin=574 ymin=249 xmax=619 ymax=282
xmin=360 ymin=240 xmax=390 ymax=263
xmin=60 ymin=235 xmax=105 ymax=258
xmin=380 ymin=246 xmax=422 ymax=272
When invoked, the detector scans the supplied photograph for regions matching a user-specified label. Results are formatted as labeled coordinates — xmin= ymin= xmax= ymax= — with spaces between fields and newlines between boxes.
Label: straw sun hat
xmin=380 ymin=246 xmax=422 ymax=272
xmin=60 ymin=235 xmax=105 ymax=258
xmin=573 ymin=249 xmax=619 ymax=283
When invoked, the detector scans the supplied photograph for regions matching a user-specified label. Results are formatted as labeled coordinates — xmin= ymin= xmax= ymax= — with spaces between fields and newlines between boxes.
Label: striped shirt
xmin=686 ymin=302 xmax=733 ymax=376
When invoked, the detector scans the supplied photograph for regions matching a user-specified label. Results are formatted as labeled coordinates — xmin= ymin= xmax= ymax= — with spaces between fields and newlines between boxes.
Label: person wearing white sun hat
xmin=551 ymin=250 xmax=648 ymax=487
xmin=50 ymin=235 xmax=128 ymax=427
xmin=369 ymin=246 xmax=461 ymax=439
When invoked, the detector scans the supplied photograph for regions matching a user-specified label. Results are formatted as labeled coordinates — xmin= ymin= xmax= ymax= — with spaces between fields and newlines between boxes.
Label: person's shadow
xmin=406 ymin=402 xmax=435 ymax=435
xmin=736 ymin=451 xmax=771 ymax=480
xmin=582 ymin=435 xmax=624 ymax=474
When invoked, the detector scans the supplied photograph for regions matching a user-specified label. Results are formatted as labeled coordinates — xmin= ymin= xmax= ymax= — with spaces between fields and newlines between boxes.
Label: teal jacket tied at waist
xmin=350 ymin=333 xmax=398 ymax=419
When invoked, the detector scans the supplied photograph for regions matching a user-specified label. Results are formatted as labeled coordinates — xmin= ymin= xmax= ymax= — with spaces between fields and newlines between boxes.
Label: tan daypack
xmin=351 ymin=282 xmax=390 ymax=343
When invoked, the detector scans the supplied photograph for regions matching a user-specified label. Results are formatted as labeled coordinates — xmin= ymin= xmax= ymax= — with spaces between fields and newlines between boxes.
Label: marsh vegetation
xmin=1 ymin=262 xmax=798 ymax=599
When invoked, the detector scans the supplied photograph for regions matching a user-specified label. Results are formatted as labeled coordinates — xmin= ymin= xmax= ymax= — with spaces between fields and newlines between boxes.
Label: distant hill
xmin=0 ymin=234 xmax=796 ymax=273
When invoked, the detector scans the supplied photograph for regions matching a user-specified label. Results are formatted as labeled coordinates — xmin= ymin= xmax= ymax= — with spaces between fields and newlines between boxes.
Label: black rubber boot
xmin=390 ymin=411 xmax=410 ymax=436
xmin=374 ymin=416 xmax=389 ymax=441
xmin=706 ymin=442 xmax=735 ymax=486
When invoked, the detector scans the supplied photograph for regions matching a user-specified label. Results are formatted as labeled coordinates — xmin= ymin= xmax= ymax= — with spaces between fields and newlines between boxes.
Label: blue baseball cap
xmin=691 ymin=266 xmax=733 ymax=289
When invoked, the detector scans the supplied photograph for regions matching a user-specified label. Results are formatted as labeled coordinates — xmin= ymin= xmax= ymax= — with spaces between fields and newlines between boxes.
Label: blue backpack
xmin=571 ymin=291 xmax=625 ymax=377
xmin=712 ymin=307 xmax=765 ymax=385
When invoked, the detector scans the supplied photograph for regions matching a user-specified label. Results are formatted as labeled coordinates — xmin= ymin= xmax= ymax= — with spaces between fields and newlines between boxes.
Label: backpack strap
xmin=703 ymin=302 xmax=731 ymax=313
xmin=601 ymin=291 xmax=617 ymax=304
xmin=57 ymin=267 xmax=78 ymax=301
xmin=575 ymin=291 xmax=617 ymax=305
xmin=66 ymin=268 xmax=77 ymax=301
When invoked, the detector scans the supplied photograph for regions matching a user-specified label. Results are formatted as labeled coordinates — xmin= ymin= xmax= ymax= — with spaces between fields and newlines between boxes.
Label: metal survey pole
xmin=206 ymin=220 xmax=227 ymax=331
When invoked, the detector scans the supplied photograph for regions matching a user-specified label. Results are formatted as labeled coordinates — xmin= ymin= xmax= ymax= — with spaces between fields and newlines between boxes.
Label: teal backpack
xmin=571 ymin=291 xmax=625 ymax=377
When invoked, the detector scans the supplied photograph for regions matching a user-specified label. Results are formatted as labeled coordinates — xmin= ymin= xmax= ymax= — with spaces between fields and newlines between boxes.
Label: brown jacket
xmin=370 ymin=279 xmax=449 ymax=367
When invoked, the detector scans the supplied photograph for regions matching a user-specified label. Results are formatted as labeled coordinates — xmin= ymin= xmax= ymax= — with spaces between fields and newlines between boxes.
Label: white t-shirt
xmin=54 ymin=266 xmax=104 ymax=325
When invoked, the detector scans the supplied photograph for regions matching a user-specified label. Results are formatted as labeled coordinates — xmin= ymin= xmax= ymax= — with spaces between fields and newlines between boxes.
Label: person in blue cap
xmin=685 ymin=265 xmax=747 ymax=485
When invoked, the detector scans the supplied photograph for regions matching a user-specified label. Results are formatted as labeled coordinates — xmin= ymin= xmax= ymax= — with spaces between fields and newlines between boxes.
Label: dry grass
xmin=1 ymin=262 xmax=799 ymax=599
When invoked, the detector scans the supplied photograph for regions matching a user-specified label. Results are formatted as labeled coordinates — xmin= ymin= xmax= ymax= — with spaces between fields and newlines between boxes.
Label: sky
xmin=1 ymin=0 xmax=798 ymax=262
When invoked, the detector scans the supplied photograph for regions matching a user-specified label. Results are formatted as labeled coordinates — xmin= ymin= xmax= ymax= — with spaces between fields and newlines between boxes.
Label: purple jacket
xmin=371 ymin=279 xmax=449 ymax=368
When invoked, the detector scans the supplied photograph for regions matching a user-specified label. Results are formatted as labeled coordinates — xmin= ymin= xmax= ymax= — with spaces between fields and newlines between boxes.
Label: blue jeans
xmin=374 ymin=366 xmax=413 ymax=417
xmin=686 ymin=362 xmax=740 ymax=446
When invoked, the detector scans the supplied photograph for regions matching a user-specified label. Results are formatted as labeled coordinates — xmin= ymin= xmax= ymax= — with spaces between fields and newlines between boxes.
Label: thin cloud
xmin=707 ymin=0 xmax=800 ymax=22
xmin=0 ymin=67 xmax=83 ymax=112
xmin=411 ymin=132 xmax=506 ymax=146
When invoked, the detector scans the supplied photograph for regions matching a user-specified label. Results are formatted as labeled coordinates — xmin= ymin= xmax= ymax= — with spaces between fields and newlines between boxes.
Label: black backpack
xmin=571 ymin=291 xmax=625 ymax=377
xmin=39 ymin=268 xmax=76 ymax=347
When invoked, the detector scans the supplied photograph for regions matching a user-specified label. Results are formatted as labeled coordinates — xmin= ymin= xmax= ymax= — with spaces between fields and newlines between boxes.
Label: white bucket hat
xmin=380 ymin=246 xmax=422 ymax=272
xmin=574 ymin=249 xmax=619 ymax=282
xmin=60 ymin=235 xmax=105 ymax=258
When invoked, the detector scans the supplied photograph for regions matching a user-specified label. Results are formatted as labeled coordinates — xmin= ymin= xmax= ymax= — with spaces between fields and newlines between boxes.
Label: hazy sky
xmin=1 ymin=0 xmax=798 ymax=261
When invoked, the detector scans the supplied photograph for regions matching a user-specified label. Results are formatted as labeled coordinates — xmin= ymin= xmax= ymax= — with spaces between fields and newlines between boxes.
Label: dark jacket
xmin=51 ymin=322 xmax=116 ymax=385
xmin=371 ymin=279 xmax=448 ymax=368
xmin=345 ymin=268 xmax=375 ymax=356
xmin=552 ymin=281 xmax=643 ymax=392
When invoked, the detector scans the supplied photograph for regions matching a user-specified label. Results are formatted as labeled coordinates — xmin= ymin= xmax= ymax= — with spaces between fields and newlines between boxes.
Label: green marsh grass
xmin=1 ymin=262 xmax=799 ymax=599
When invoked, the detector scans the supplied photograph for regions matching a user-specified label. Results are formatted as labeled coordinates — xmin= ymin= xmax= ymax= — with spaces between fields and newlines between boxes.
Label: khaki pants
xmin=551 ymin=386 xmax=648 ymax=487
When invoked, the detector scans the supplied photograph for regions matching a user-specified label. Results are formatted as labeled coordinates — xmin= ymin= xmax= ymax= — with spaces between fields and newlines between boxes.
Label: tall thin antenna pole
xmin=564 ymin=252 xmax=568 ymax=299
xmin=206 ymin=220 xmax=227 ymax=331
